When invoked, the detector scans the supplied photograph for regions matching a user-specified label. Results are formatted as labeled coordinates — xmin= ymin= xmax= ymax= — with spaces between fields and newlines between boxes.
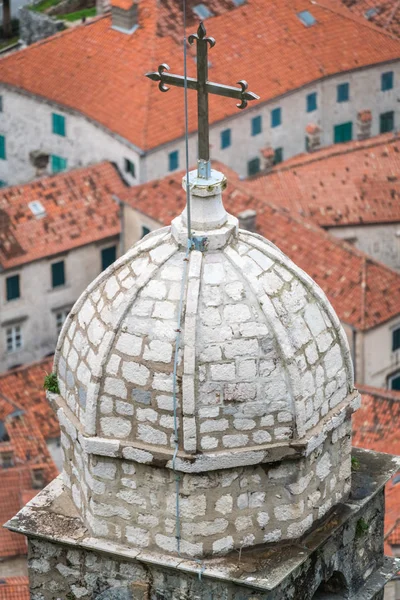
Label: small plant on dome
xmin=355 ymin=518 xmax=369 ymax=538
xmin=43 ymin=372 xmax=59 ymax=394
xmin=351 ymin=456 xmax=361 ymax=471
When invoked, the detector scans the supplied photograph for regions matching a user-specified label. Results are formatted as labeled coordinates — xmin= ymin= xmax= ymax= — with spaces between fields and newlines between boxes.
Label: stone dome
xmin=52 ymin=169 xmax=360 ymax=556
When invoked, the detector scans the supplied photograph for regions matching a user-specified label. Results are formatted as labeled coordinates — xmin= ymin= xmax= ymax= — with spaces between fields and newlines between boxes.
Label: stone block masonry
xmin=19 ymin=449 xmax=399 ymax=600
xmin=59 ymin=396 xmax=352 ymax=555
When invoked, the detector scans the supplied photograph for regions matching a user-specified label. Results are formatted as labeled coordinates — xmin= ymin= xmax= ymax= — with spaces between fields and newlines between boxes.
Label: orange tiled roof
xmin=353 ymin=385 xmax=400 ymax=454
xmin=0 ymin=357 xmax=59 ymax=441
xmin=120 ymin=162 xmax=400 ymax=330
xmin=0 ymin=578 xmax=30 ymax=600
xmin=0 ymin=162 xmax=125 ymax=270
xmin=0 ymin=393 xmax=57 ymax=559
xmin=352 ymin=385 xmax=400 ymax=554
xmin=342 ymin=0 xmax=400 ymax=37
xmin=0 ymin=0 xmax=400 ymax=150
xmin=247 ymin=133 xmax=400 ymax=227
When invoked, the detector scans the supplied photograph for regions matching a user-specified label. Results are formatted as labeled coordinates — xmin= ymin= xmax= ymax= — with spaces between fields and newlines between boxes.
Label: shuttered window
xmin=334 ymin=122 xmax=352 ymax=144
xmin=101 ymin=246 xmax=117 ymax=271
xmin=6 ymin=275 xmax=20 ymax=301
xmin=52 ymin=113 xmax=66 ymax=137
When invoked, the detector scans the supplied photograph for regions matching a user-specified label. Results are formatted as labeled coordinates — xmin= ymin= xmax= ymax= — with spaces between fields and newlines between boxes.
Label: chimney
xmin=305 ymin=123 xmax=321 ymax=152
xmin=29 ymin=150 xmax=49 ymax=178
xmin=111 ymin=0 xmax=138 ymax=33
xmin=238 ymin=209 xmax=257 ymax=232
xmin=357 ymin=110 xmax=372 ymax=141
xmin=260 ymin=146 xmax=275 ymax=173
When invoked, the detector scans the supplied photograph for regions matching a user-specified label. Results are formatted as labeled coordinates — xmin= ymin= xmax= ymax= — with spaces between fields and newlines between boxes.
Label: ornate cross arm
xmin=145 ymin=22 xmax=260 ymax=179
xmin=146 ymin=65 xmax=259 ymax=110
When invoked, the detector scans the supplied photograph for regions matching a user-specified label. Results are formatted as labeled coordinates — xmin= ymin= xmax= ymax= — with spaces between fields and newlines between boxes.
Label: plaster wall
xmin=363 ymin=316 xmax=400 ymax=388
xmin=327 ymin=224 xmax=400 ymax=272
xmin=0 ymin=87 xmax=141 ymax=186
xmin=1 ymin=60 xmax=400 ymax=185
xmin=0 ymin=236 xmax=119 ymax=372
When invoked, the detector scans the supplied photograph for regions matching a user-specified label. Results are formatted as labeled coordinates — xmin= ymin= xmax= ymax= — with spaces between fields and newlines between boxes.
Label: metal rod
xmin=183 ymin=0 xmax=192 ymax=241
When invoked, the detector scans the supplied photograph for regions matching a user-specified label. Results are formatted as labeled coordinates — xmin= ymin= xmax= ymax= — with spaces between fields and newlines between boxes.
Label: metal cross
xmin=146 ymin=22 xmax=259 ymax=179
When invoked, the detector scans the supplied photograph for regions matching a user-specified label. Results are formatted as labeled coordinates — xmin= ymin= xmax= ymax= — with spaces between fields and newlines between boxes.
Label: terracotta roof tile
xmin=352 ymin=385 xmax=400 ymax=554
xmin=0 ymin=0 xmax=400 ymax=150
xmin=120 ymin=162 xmax=400 ymax=330
xmin=0 ymin=162 xmax=125 ymax=270
xmin=0 ymin=357 xmax=59 ymax=441
xmin=247 ymin=133 xmax=400 ymax=227
xmin=0 ymin=578 xmax=30 ymax=600
xmin=342 ymin=0 xmax=400 ymax=37
xmin=0 ymin=392 xmax=57 ymax=559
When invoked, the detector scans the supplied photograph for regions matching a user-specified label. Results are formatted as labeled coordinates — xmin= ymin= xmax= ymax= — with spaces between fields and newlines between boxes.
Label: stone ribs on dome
xmin=51 ymin=172 xmax=360 ymax=556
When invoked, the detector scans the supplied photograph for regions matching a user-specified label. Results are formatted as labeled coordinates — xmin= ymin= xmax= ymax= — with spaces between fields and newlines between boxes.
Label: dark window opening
xmin=51 ymin=261 xmax=65 ymax=288
xmin=393 ymin=328 xmax=400 ymax=352
xmin=142 ymin=226 xmax=151 ymax=238
xmin=247 ymin=157 xmax=260 ymax=176
xmin=6 ymin=274 xmax=20 ymax=301
xmin=124 ymin=158 xmax=136 ymax=177
xmin=380 ymin=111 xmax=394 ymax=134
xmin=101 ymin=246 xmax=117 ymax=271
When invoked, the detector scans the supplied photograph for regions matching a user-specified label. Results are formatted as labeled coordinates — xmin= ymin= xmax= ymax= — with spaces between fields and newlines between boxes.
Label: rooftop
xmin=341 ymin=0 xmax=400 ymax=38
xmin=0 ymin=162 xmax=124 ymax=270
xmin=0 ymin=394 xmax=57 ymax=560
xmin=120 ymin=163 xmax=400 ymax=330
xmin=352 ymin=385 xmax=400 ymax=554
xmin=0 ymin=357 xmax=59 ymax=441
xmin=1 ymin=0 xmax=400 ymax=150
xmin=247 ymin=133 xmax=400 ymax=228
xmin=0 ymin=578 xmax=29 ymax=600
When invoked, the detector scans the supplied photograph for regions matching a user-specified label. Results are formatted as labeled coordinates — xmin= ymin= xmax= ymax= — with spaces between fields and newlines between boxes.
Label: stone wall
xmin=58 ymin=387 xmax=352 ymax=557
xmin=25 ymin=479 xmax=388 ymax=600
xmin=19 ymin=7 xmax=64 ymax=46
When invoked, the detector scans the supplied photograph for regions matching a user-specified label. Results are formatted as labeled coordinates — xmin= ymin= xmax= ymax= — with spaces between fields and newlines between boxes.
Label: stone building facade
xmin=5 ymin=166 xmax=400 ymax=599
xmin=0 ymin=60 xmax=399 ymax=187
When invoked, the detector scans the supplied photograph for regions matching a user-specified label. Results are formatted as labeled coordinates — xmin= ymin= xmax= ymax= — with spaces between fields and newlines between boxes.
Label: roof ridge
xmin=263 ymin=133 xmax=400 ymax=175
xmin=313 ymin=0 xmax=400 ymax=42
xmin=0 ymin=355 xmax=53 ymax=381
xmin=357 ymin=384 xmax=400 ymax=401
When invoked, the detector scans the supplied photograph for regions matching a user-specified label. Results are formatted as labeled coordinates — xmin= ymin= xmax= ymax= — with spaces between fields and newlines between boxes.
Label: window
xmin=393 ymin=327 xmax=400 ymax=352
xmin=0 ymin=96 xmax=3 ymax=112
xmin=337 ymin=83 xmax=349 ymax=103
xmin=306 ymin=92 xmax=317 ymax=113
xmin=142 ymin=226 xmax=151 ymax=238
xmin=334 ymin=122 xmax=353 ymax=144
xmin=389 ymin=371 xmax=400 ymax=391
xmin=221 ymin=128 xmax=231 ymax=149
xmin=271 ymin=107 xmax=281 ymax=128
xmin=381 ymin=71 xmax=393 ymax=91
xmin=56 ymin=309 xmax=69 ymax=335
xmin=0 ymin=180 xmax=6 ymax=188
xmin=1 ymin=451 xmax=14 ymax=468
xmin=251 ymin=116 xmax=262 ymax=136
xmin=51 ymin=155 xmax=67 ymax=173
xmin=51 ymin=261 xmax=65 ymax=288
xmin=305 ymin=136 xmax=310 ymax=152
xmin=101 ymin=245 xmax=116 ymax=271
xmin=297 ymin=10 xmax=316 ymax=26
xmin=274 ymin=147 xmax=283 ymax=165
xmin=124 ymin=158 xmax=136 ymax=177
xmin=0 ymin=135 xmax=6 ymax=160
xmin=380 ymin=111 xmax=394 ymax=134
xmin=6 ymin=275 xmax=20 ymax=301
xmin=247 ymin=157 xmax=260 ymax=176
xmin=192 ymin=3 xmax=213 ymax=19
xmin=168 ymin=150 xmax=179 ymax=172
xmin=6 ymin=325 xmax=22 ymax=353
xmin=52 ymin=113 xmax=66 ymax=137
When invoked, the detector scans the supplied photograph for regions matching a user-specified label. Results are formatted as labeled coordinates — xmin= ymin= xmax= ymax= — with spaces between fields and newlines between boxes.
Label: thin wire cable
xmin=183 ymin=0 xmax=192 ymax=241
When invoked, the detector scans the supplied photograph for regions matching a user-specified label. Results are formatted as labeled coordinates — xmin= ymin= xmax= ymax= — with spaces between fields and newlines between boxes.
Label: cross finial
xmin=146 ymin=22 xmax=259 ymax=179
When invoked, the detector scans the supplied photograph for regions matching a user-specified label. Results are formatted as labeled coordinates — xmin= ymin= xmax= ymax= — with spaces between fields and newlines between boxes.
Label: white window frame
xmin=6 ymin=324 xmax=22 ymax=353
xmin=56 ymin=309 xmax=70 ymax=335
